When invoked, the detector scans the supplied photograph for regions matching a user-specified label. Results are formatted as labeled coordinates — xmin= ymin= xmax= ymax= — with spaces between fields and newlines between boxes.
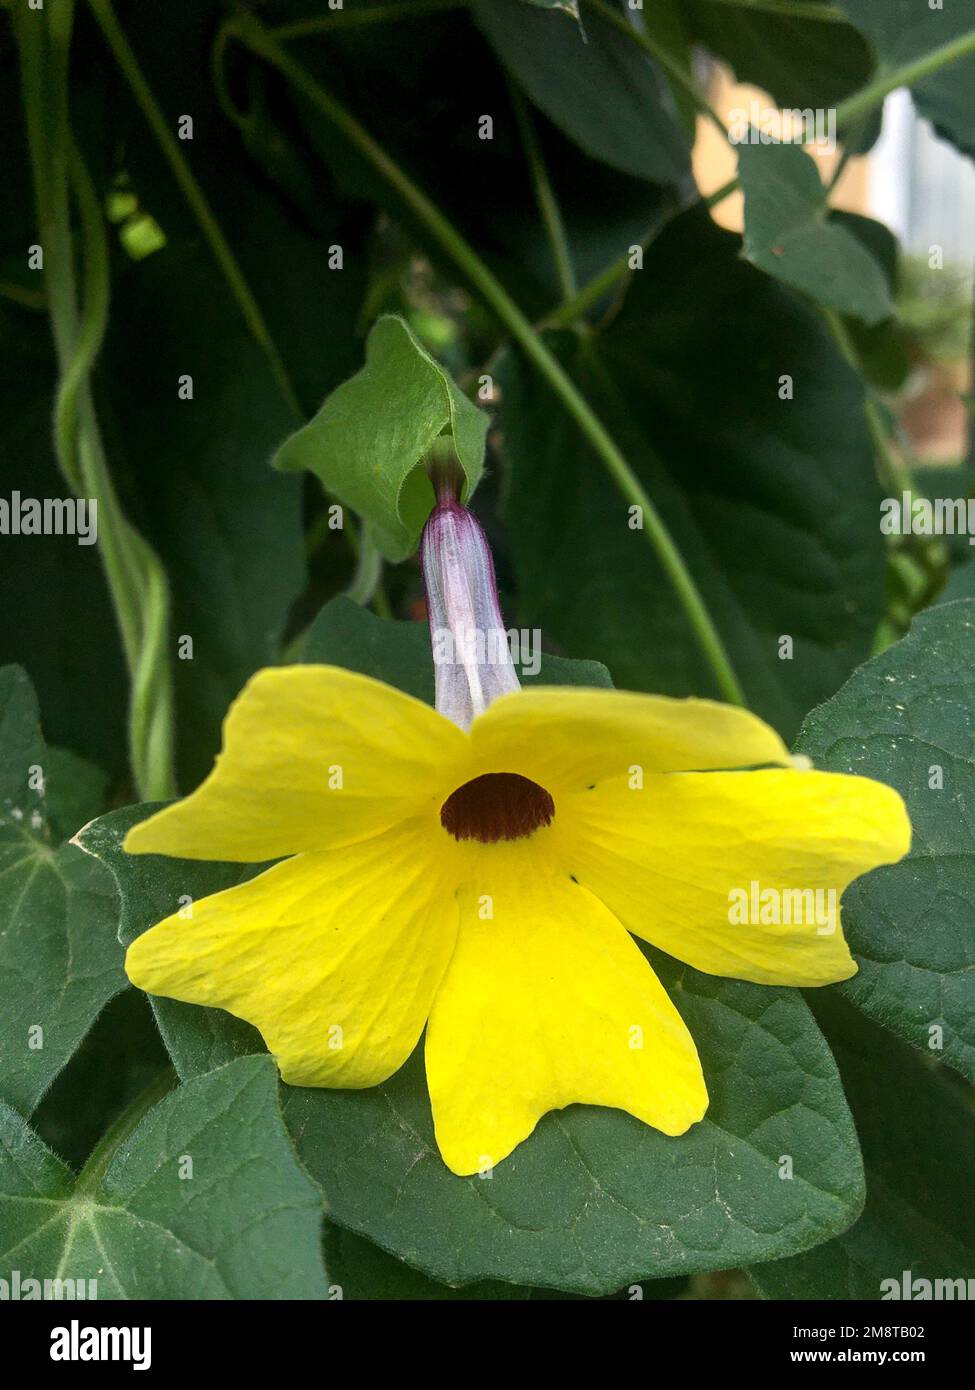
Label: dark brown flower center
xmin=440 ymin=772 xmax=555 ymax=843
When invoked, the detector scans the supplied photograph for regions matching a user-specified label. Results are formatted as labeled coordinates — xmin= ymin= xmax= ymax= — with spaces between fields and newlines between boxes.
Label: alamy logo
xmin=431 ymin=624 xmax=542 ymax=677
xmin=0 ymin=492 xmax=98 ymax=545
xmin=727 ymin=101 xmax=836 ymax=152
xmin=880 ymin=491 xmax=975 ymax=544
xmin=728 ymin=880 xmax=837 ymax=936
xmin=50 ymin=1320 xmax=151 ymax=1371
xmin=881 ymin=1269 xmax=975 ymax=1300
xmin=0 ymin=1269 xmax=97 ymax=1301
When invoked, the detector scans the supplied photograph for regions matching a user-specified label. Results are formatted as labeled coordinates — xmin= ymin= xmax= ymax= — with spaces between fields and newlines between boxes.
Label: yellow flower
xmin=124 ymin=491 xmax=910 ymax=1176
xmin=124 ymin=668 xmax=909 ymax=1176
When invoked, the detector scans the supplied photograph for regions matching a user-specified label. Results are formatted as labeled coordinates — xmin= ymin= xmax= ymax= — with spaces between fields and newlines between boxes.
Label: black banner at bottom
xmin=0 ymin=1297 xmax=968 ymax=1373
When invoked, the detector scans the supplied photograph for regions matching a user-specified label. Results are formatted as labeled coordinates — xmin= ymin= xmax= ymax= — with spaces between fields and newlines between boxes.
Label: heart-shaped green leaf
xmin=0 ymin=666 xmax=124 ymax=1117
xmin=324 ymin=1225 xmax=527 ymax=1301
xmin=0 ymin=1056 xmax=329 ymax=1300
xmin=273 ymin=316 xmax=489 ymax=562
xmin=323 ymin=1221 xmax=684 ymax=1299
xmin=738 ymin=142 xmax=893 ymax=324
xmin=796 ymin=598 xmax=975 ymax=1080
xmin=471 ymin=0 xmax=690 ymax=182
xmin=688 ymin=0 xmax=874 ymax=107
xmin=750 ymin=995 xmax=975 ymax=1299
xmin=279 ymin=957 xmax=863 ymax=1293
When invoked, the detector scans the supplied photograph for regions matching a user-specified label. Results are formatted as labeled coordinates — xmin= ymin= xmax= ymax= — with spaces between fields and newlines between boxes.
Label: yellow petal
xmin=126 ymin=822 xmax=456 ymax=1087
xmin=569 ymin=769 xmax=911 ymax=987
xmin=125 ymin=665 xmax=465 ymax=861
xmin=467 ymin=687 xmax=789 ymax=796
xmin=424 ymin=843 xmax=707 ymax=1176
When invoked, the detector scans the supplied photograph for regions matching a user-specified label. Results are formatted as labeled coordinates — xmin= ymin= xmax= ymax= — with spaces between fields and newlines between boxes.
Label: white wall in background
xmin=869 ymin=90 xmax=975 ymax=280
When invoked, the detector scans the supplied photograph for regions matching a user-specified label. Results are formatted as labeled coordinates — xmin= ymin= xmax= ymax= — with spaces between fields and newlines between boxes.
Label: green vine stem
xmin=542 ymin=179 xmax=739 ymax=331
xmin=833 ymin=28 xmax=975 ymax=131
xmin=16 ymin=0 xmax=177 ymax=801
xmin=540 ymin=243 xmax=638 ymax=331
xmin=227 ymin=11 xmax=747 ymax=707
xmin=508 ymin=81 xmax=577 ymax=302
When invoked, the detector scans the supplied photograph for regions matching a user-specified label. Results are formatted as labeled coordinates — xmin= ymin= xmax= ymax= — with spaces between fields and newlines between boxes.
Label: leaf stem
xmin=823 ymin=309 xmax=913 ymax=496
xmin=73 ymin=1067 xmax=176 ymax=1196
xmin=541 ymin=245 xmax=634 ymax=329
xmin=697 ymin=0 xmax=846 ymax=20
xmin=705 ymin=175 xmax=741 ymax=209
xmin=229 ymin=13 xmax=746 ymax=706
xmin=833 ymin=26 xmax=975 ymax=131
xmin=542 ymin=180 xmax=736 ymax=331
xmin=0 ymin=279 xmax=46 ymax=310
xmin=508 ymin=81 xmax=577 ymax=301
xmin=346 ymin=530 xmax=385 ymax=606
xmin=271 ymin=0 xmax=466 ymax=40
xmin=86 ymin=0 xmax=303 ymax=421
xmin=824 ymin=142 xmax=854 ymax=195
